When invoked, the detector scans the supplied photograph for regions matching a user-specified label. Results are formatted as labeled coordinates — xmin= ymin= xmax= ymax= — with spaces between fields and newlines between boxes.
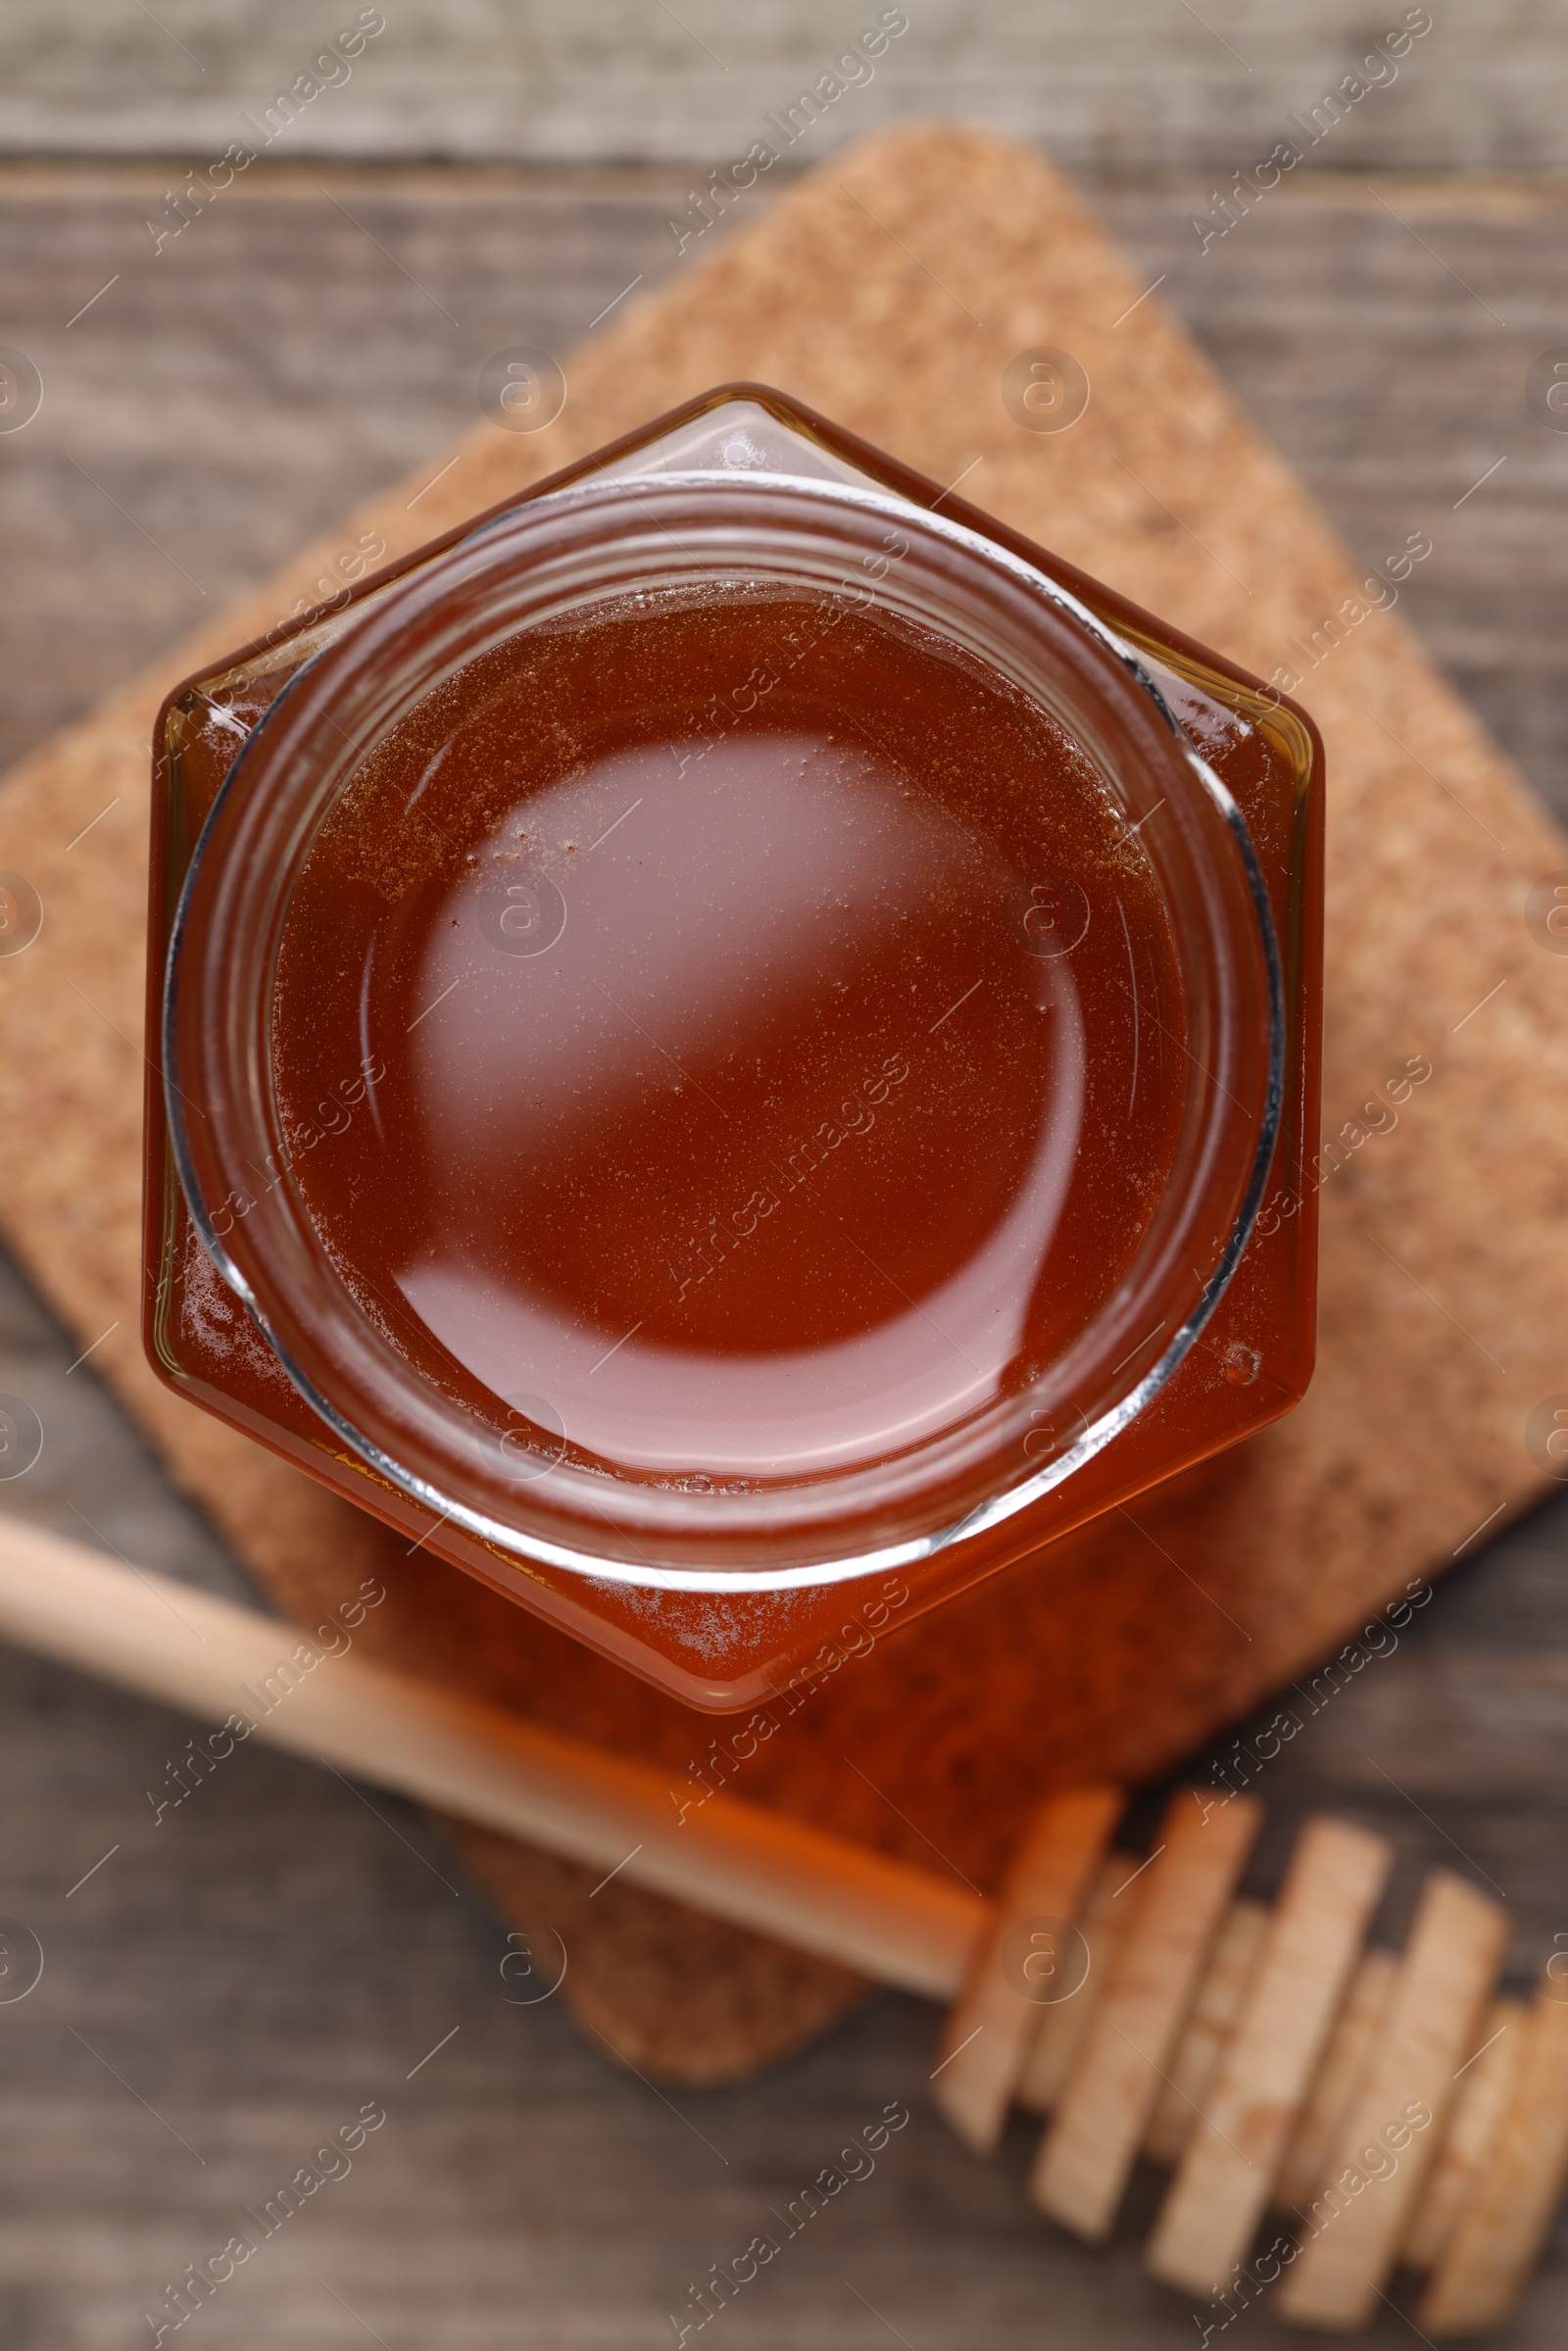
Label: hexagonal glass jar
xmin=144 ymin=385 xmax=1322 ymax=1711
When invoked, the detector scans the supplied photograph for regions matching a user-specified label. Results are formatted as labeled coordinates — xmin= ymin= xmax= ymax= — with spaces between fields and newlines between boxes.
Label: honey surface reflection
xmin=272 ymin=589 xmax=1186 ymax=1493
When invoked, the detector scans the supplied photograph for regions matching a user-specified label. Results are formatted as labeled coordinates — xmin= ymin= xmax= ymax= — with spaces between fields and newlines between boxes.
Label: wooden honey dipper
xmin=932 ymin=1788 xmax=1568 ymax=2334
xmin=1 ymin=1514 xmax=1563 ymax=2338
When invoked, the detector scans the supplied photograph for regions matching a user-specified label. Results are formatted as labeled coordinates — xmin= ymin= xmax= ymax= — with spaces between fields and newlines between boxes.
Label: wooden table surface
xmin=2 ymin=160 xmax=1566 ymax=2349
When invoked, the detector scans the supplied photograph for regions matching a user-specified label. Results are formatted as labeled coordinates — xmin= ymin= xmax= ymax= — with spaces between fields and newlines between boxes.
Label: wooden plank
xmin=1276 ymin=1871 xmax=1510 ymax=2331
xmin=10 ymin=166 xmax=1568 ymax=826
xmin=1146 ymin=1815 xmax=1391 ymax=2293
xmin=1029 ymin=1793 xmax=1261 ymax=2240
xmin=930 ymin=1787 xmax=1120 ymax=2155
xmin=0 ymin=161 xmax=700 ymax=780
xmin=8 ymin=1163 xmax=1568 ymax=2343
xmin=3 ymin=5 xmax=1564 ymax=174
xmin=4 ymin=126 xmax=1568 ymax=2091
xmin=3 ymin=151 xmax=1568 ymax=2348
xmin=1418 ymin=1979 xmax=1568 ymax=2336
xmin=1094 ymin=173 xmax=1568 ymax=836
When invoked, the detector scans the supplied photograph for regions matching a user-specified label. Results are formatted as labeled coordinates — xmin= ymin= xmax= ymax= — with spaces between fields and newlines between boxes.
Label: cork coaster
xmin=4 ymin=123 xmax=1568 ymax=2083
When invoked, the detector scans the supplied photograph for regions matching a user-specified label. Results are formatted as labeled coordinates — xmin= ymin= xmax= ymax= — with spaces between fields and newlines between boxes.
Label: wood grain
xmin=4 ymin=136 xmax=1568 ymax=2351
xmin=1276 ymin=1870 xmax=1510 ymax=2329
xmin=10 ymin=163 xmax=1568 ymax=825
xmin=1418 ymin=1978 xmax=1568 ymax=2337
xmin=930 ymin=1787 xmax=1120 ymax=2155
xmin=1402 ymin=1994 xmax=1523 ymax=2272
xmin=1014 ymin=1848 xmax=1135 ymax=2116
xmin=5 ymin=1117 xmax=1568 ymax=2342
xmin=0 ymin=1515 xmax=986 ymax=2000
xmin=1141 ymin=1897 xmax=1270 ymax=2170
xmin=5 ymin=124 xmax=1568 ymax=2089
xmin=5 ymin=2 xmax=1564 ymax=174
xmin=1146 ymin=1815 xmax=1391 ymax=2293
xmin=1273 ymin=1943 xmax=1398 ymax=2218
xmin=1029 ymin=1793 xmax=1260 ymax=2238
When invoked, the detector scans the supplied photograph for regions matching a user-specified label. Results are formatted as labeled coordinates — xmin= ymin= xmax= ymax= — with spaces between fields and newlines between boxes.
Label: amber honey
xmin=146 ymin=386 xmax=1323 ymax=1708
xmin=272 ymin=587 xmax=1187 ymax=1498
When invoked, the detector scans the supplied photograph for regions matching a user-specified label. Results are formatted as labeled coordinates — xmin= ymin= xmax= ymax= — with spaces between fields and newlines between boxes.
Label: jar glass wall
xmin=144 ymin=387 xmax=1322 ymax=1708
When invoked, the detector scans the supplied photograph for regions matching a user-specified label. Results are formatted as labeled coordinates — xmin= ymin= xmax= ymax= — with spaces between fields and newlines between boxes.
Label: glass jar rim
xmin=165 ymin=467 xmax=1285 ymax=1591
